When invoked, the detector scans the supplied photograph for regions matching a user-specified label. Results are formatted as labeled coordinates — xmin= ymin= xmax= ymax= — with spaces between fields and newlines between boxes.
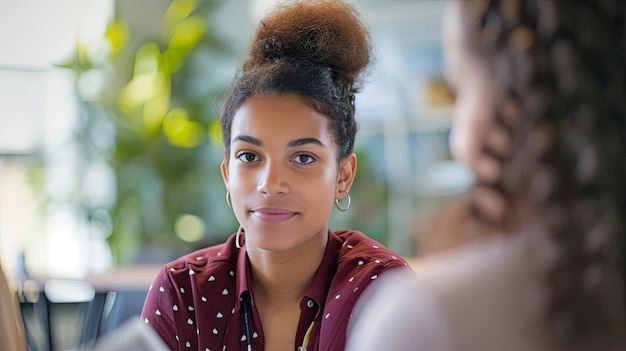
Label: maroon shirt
xmin=141 ymin=229 xmax=412 ymax=351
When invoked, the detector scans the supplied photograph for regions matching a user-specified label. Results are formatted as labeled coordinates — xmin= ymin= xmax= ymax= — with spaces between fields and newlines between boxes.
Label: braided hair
xmin=466 ymin=0 xmax=626 ymax=347
xmin=219 ymin=0 xmax=371 ymax=164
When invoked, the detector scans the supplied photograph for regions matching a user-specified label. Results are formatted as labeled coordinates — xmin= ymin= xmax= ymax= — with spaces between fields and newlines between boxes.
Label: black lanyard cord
xmin=242 ymin=292 xmax=253 ymax=351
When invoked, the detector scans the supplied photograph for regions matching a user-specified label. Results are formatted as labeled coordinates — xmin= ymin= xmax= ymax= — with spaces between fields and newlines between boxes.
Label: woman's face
xmin=443 ymin=1 xmax=493 ymax=172
xmin=221 ymin=95 xmax=355 ymax=253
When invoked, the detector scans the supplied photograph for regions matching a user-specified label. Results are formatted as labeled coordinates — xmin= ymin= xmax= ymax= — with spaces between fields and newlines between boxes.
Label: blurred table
xmin=83 ymin=265 xmax=161 ymax=293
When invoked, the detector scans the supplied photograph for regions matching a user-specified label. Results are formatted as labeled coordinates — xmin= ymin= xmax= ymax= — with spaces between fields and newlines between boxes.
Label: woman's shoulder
xmin=413 ymin=235 xmax=553 ymax=351
xmin=414 ymin=234 xmax=531 ymax=283
xmin=348 ymin=235 xmax=554 ymax=351
xmin=331 ymin=229 xmax=413 ymax=295
xmin=334 ymin=229 xmax=410 ymax=267
xmin=416 ymin=236 xmax=537 ymax=304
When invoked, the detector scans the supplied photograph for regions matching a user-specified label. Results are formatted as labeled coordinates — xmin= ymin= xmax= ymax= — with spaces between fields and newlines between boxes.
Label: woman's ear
xmin=336 ymin=153 xmax=357 ymax=197
xmin=221 ymin=151 xmax=229 ymax=187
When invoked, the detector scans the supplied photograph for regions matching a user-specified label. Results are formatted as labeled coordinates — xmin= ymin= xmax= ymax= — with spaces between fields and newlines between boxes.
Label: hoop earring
xmin=235 ymin=225 xmax=244 ymax=249
xmin=226 ymin=190 xmax=231 ymax=208
xmin=335 ymin=192 xmax=351 ymax=212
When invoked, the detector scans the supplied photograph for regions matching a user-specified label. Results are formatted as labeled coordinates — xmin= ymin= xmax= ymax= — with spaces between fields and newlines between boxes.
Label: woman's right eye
xmin=236 ymin=152 xmax=259 ymax=163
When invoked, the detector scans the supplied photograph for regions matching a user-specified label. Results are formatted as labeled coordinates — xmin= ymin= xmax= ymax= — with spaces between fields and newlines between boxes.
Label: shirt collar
xmin=235 ymin=234 xmax=251 ymax=313
xmin=303 ymin=230 xmax=341 ymax=317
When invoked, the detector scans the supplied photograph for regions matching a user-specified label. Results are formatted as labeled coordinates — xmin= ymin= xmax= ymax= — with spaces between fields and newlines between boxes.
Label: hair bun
xmin=247 ymin=0 xmax=371 ymax=86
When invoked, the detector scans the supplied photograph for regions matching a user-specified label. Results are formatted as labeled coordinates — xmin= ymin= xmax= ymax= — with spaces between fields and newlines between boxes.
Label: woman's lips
xmin=251 ymin=207 xmax=296 ymax=222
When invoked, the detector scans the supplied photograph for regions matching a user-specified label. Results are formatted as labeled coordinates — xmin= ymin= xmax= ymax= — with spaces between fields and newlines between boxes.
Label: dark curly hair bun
xmin=246 ymin=0 xmax=370 ymax=87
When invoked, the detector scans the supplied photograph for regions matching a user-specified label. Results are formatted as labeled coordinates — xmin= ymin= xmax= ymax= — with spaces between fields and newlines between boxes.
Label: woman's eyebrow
xmin=233 ymin=135 xmax=262 ymax=146
xmin=287 ymin=137 xmax=325 ymax=148
xmin=233 ymin=135 xmax=325 ymax=148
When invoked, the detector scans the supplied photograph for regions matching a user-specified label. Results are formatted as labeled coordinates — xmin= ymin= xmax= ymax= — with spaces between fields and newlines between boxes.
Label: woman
xmin=140 ymin=1 xmax=411 ymax=350
xmin=347 ymin=1 xmax=626 ymax=350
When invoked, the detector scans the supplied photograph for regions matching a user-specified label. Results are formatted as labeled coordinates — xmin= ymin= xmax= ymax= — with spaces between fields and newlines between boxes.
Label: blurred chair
xmin=79 ymin=289 xmax=148 ymax=350
xmin=78 ymin=265 xmax=158 ymax=350
xmin=14 ymin=265 xmax=157 ymax=351
xmin=0 ymin=264 xmax=27 ymax=351
xmin=99 ymin=289 xmax=148 ymax=334
xmin=18 ymin=280 xmax=52 ymax=351
xmin=19 ymin=278 xmax=95 ymax=351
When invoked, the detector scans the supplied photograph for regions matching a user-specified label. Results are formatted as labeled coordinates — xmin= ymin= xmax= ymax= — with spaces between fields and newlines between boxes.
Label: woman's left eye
xmin=293 ymin=154 xmax=316 ymax=164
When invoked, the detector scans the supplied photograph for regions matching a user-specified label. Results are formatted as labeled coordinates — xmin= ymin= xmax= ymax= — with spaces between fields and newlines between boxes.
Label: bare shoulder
xmin=412 ymin=236 xmax=554 ymax=351
xmin=414 ymin=235 xmax=533 ymax=288
xmin=348 ymin=236 xmax=556 ymax=351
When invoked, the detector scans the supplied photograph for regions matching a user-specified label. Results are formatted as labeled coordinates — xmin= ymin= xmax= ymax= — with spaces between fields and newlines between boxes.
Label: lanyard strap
xmin=242 ymin=292 xmax=253 ymax=351
xmin=298 ymin=321 xmax=315 ymax=351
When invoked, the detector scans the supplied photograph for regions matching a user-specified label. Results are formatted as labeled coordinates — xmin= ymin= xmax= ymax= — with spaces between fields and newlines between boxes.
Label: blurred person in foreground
xmin=140 ymin=1 xmax=411 ymax=350
xmin=347 ymin=1 xmax=626 ymax=350
xmin=0 ymin=265 xmax=27 ymax=351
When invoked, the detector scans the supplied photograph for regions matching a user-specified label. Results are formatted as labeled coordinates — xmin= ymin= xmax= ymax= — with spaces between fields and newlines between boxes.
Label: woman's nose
xmin=256 ymin=161 xmax=289 ymax=197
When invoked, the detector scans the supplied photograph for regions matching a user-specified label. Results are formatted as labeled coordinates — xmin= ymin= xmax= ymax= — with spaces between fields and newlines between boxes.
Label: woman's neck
xmin=248 ymin=232 xmax=328 ymax=303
